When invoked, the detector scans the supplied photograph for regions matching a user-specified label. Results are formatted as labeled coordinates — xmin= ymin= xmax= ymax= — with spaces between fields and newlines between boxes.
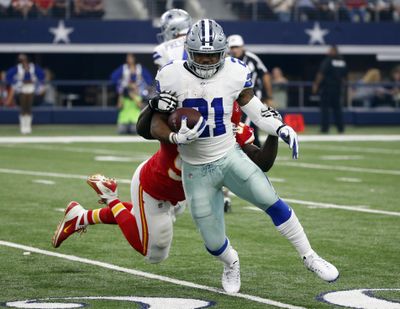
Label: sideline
xmin=0 ymin=240 xmax=305 ymax=309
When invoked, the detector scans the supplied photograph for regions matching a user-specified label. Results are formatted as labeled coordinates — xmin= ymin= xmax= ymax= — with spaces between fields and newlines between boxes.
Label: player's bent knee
xmin=155 ymin=223 xmax=173 ymax=248
xmin=145 ymin=247 xmax=169 ymax=264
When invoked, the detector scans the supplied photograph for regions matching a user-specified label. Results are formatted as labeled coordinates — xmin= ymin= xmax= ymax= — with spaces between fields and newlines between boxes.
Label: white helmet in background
xmin=157 ymin=9 xmax=192 ymax=42
xmin=185 ymin=19 xmax=228 ymax=79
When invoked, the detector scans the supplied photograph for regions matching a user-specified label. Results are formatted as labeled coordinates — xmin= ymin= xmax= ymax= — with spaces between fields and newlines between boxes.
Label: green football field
xmin=0 ymin=125 xmax=399 ymax=309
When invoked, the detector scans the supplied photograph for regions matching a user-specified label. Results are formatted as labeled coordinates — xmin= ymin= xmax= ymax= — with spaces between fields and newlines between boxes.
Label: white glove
xmin=169 ymin=116 xmax=206 ymax=145
xmin=277 ymin=125 xmax=299 ymax=159
xmin=149 ymin=90 xmax=178 ymax=113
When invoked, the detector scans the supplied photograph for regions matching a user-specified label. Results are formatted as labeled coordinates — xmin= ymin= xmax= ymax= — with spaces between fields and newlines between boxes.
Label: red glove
xmin=235 ymin=122 xmax=255 ymax=147
xmin=230 ymin=101 xmax=242 ymax=125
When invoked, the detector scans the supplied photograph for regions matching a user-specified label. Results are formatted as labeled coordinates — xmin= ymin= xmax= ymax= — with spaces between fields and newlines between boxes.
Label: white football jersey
xmin=155 ymin=57 xmax=253 ymax=164
xmin=153 ymin=36 xmax=187 ymax=68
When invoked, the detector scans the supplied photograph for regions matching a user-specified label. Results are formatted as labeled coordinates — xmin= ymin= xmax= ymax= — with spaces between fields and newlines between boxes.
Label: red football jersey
xmin=139 ymin=143 xmax=184 ymax=205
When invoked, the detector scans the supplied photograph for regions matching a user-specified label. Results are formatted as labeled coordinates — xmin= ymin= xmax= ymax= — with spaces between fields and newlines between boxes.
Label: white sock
xmin=276 ymin=211 xmax=312 ymax=257
xmin=217 ymin=244 xmax=238 ymax=267
xmin=19 ymin=115 xmax=25 ymax=134
xmin=26 ymin=115 xmax=32 ymax=133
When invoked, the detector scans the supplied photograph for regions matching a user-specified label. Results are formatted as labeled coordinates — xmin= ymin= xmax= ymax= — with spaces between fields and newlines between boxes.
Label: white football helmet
xmin=185 ymin=19 xmax=228 ymax=79
xmin=157 ymin=9 xmax=192 ymax=42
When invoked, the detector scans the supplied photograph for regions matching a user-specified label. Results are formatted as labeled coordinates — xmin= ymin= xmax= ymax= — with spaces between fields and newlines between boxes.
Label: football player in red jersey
xmin=52 ymin=101 xmax=280 ymax=264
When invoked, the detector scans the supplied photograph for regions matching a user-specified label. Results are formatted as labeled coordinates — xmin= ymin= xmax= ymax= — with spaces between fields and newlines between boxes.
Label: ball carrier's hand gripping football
xmin=169 ymin=116 xmax=207 ymax=145
xmin=149 ymin=90 xmax=178 ymax=113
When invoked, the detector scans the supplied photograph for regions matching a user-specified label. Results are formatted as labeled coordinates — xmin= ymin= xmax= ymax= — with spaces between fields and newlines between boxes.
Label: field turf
xmin=0 ymin=125 xmax=399 ymax=308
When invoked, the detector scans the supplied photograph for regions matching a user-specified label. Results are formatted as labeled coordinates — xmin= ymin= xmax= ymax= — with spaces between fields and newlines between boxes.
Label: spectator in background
xmin=74 ymin=0 xmax=104 ymax=18
xmin=295 ymin=0 xmax=317 ymax=21
xmin=52 ymin=0 xmax=68 ymax=17
xmin=345 ymin=0 xmax=368 ymax=22
xmin=41 ymin=68 xmax=57 ymax=106
xmin=369 ymin=0 xmax=393 ymax=21
xmin=5 ymin=54 xmax=45 ymax=134
xmin=34 ymin=0 xmax=53 ymax=17
xmin=228 ymin=34 xmax=273 ymax=146
xmin=317 ymin=0 xmax=336 ymax=20
xmin=110 ymin=53 xmax=153 ymax=101
xmin=268 ymin=0 xmax=294 ymax=22
xmin=389 ymin=65 xmax=400 ymax=106
xmin=0 ymin=0 xmax=11 ymax=17
xmin=271 ymin=67 xmax=288 ymax=110
xmin=117 ymin=82 xmax=143 ymax=135
xmin=11 ymin=0 xmax=34 ymax=18
xmin=394 ymin=0 xmax=400 ymax=21
xmin=313 ymin=45 xmax=347 ymax=133
xmin=351 ymin=68 xmax=387 ymax=107
xmin=0 ymin=71 xmax=8 ymax=106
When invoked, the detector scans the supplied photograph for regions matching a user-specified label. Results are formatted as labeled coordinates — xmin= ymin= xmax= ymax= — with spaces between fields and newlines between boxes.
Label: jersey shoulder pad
xmin=155 ymin=60 xmax=184 ymax=92
xmin=224 ymin=57 xmax=253 ymax=89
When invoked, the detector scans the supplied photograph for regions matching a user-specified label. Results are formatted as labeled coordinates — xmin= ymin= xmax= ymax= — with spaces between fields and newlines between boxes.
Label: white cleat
xmin=87 ymin=174 xmax=118 ymax=204
xmin=222 ymin=250 xmax=241 ymax=293
xmin=303 ymin=251 xmax=339 ymax=282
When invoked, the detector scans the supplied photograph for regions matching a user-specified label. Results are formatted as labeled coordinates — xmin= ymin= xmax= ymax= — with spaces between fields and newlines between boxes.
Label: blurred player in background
xmin=227 ymin=34 xmax=273 ymax=147
xmin=153 ymin=8 xmax=192 ymax=68
xmin=150 ymin=19 xmax=338 ymax=293
xmin=5 ymin=53 xmax=45 ymax=134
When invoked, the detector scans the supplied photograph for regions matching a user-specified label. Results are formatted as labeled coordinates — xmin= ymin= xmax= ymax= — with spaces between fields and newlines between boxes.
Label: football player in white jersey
xmin=149 ymin=19 xmax=339 ymax=293
xmin=153 ymin=9 xmax=192 ymax=68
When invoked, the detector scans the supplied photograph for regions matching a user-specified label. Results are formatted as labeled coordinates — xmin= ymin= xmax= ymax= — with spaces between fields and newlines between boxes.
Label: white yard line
xmin=284 ymin=198 xmax=400 ymax=217
xmin=32 ymin=179 xmax=56 ymax=185
xmin=1 ymin=168 xmax=399 ymax=217
xmin=0 ymin=136 xmax=156 ymax=144
xmin=335 ymin=177 xmax=362 ymax=183
xmin=0 ymin=168 xmax=131 ymax=184
xmin=302 ymin=144 xmax=400 ymax=155
xmin=319 ymin=155 xmax=364 ymax=161
xmin=1 ymin=144 xmax=151 ymax=157
xmin=280 ymin=162 xmax=400 ymax=176
xmin=0 ymin=134 xmax=400 ymax=144
xmin=0 ymin=240 xmax=305 ymax=309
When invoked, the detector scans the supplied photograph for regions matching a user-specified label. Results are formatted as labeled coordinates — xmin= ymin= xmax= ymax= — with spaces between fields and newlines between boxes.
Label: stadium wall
xmin=0 ymin=108 xmax=399 ymax=126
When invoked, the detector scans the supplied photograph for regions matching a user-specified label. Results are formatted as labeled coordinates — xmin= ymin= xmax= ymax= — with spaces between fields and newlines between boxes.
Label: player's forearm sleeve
xmin=240 ymin=96 xmax=283 ymax=136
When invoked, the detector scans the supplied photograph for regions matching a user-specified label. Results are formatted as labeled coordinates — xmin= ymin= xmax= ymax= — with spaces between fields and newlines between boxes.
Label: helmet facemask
xmin=186 ymin=49 xmax=227 ymax=79
xmin=185 ymin=19 xmax=228 ymax=79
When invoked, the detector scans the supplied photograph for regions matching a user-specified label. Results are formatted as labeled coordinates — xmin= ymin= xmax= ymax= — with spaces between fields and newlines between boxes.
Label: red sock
xmin=80 ymin=207 xmax=116 ymax=225
xmin=108 ymin=199 xmax=144 ymax=255
xmin=79 ymin=202 xmax=133 ymax=225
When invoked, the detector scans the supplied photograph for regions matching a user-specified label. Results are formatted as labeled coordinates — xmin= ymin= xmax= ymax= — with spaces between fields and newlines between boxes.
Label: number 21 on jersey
xmin=182 ymin=97 xmax=226 ymax=138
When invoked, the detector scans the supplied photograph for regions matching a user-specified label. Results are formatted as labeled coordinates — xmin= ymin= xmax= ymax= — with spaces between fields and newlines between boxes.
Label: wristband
xmin=169 ymin=132 xmax=177 ymax=144
xmin=276 ymin=124 xmax=286 ymax=136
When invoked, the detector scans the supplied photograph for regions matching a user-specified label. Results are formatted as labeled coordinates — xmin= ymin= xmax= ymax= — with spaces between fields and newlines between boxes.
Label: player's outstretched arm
xmin=243 ymin=135 xmax=278 ymax=172
xmin=237 ymin=88 xmax=299 ymax=159
xmin=136 ymin=105 xmax=155 ymax=140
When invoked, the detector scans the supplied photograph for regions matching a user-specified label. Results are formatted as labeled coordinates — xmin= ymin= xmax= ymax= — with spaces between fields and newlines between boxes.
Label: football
xmin=168 ymin=108 xmax=202 ymax=132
